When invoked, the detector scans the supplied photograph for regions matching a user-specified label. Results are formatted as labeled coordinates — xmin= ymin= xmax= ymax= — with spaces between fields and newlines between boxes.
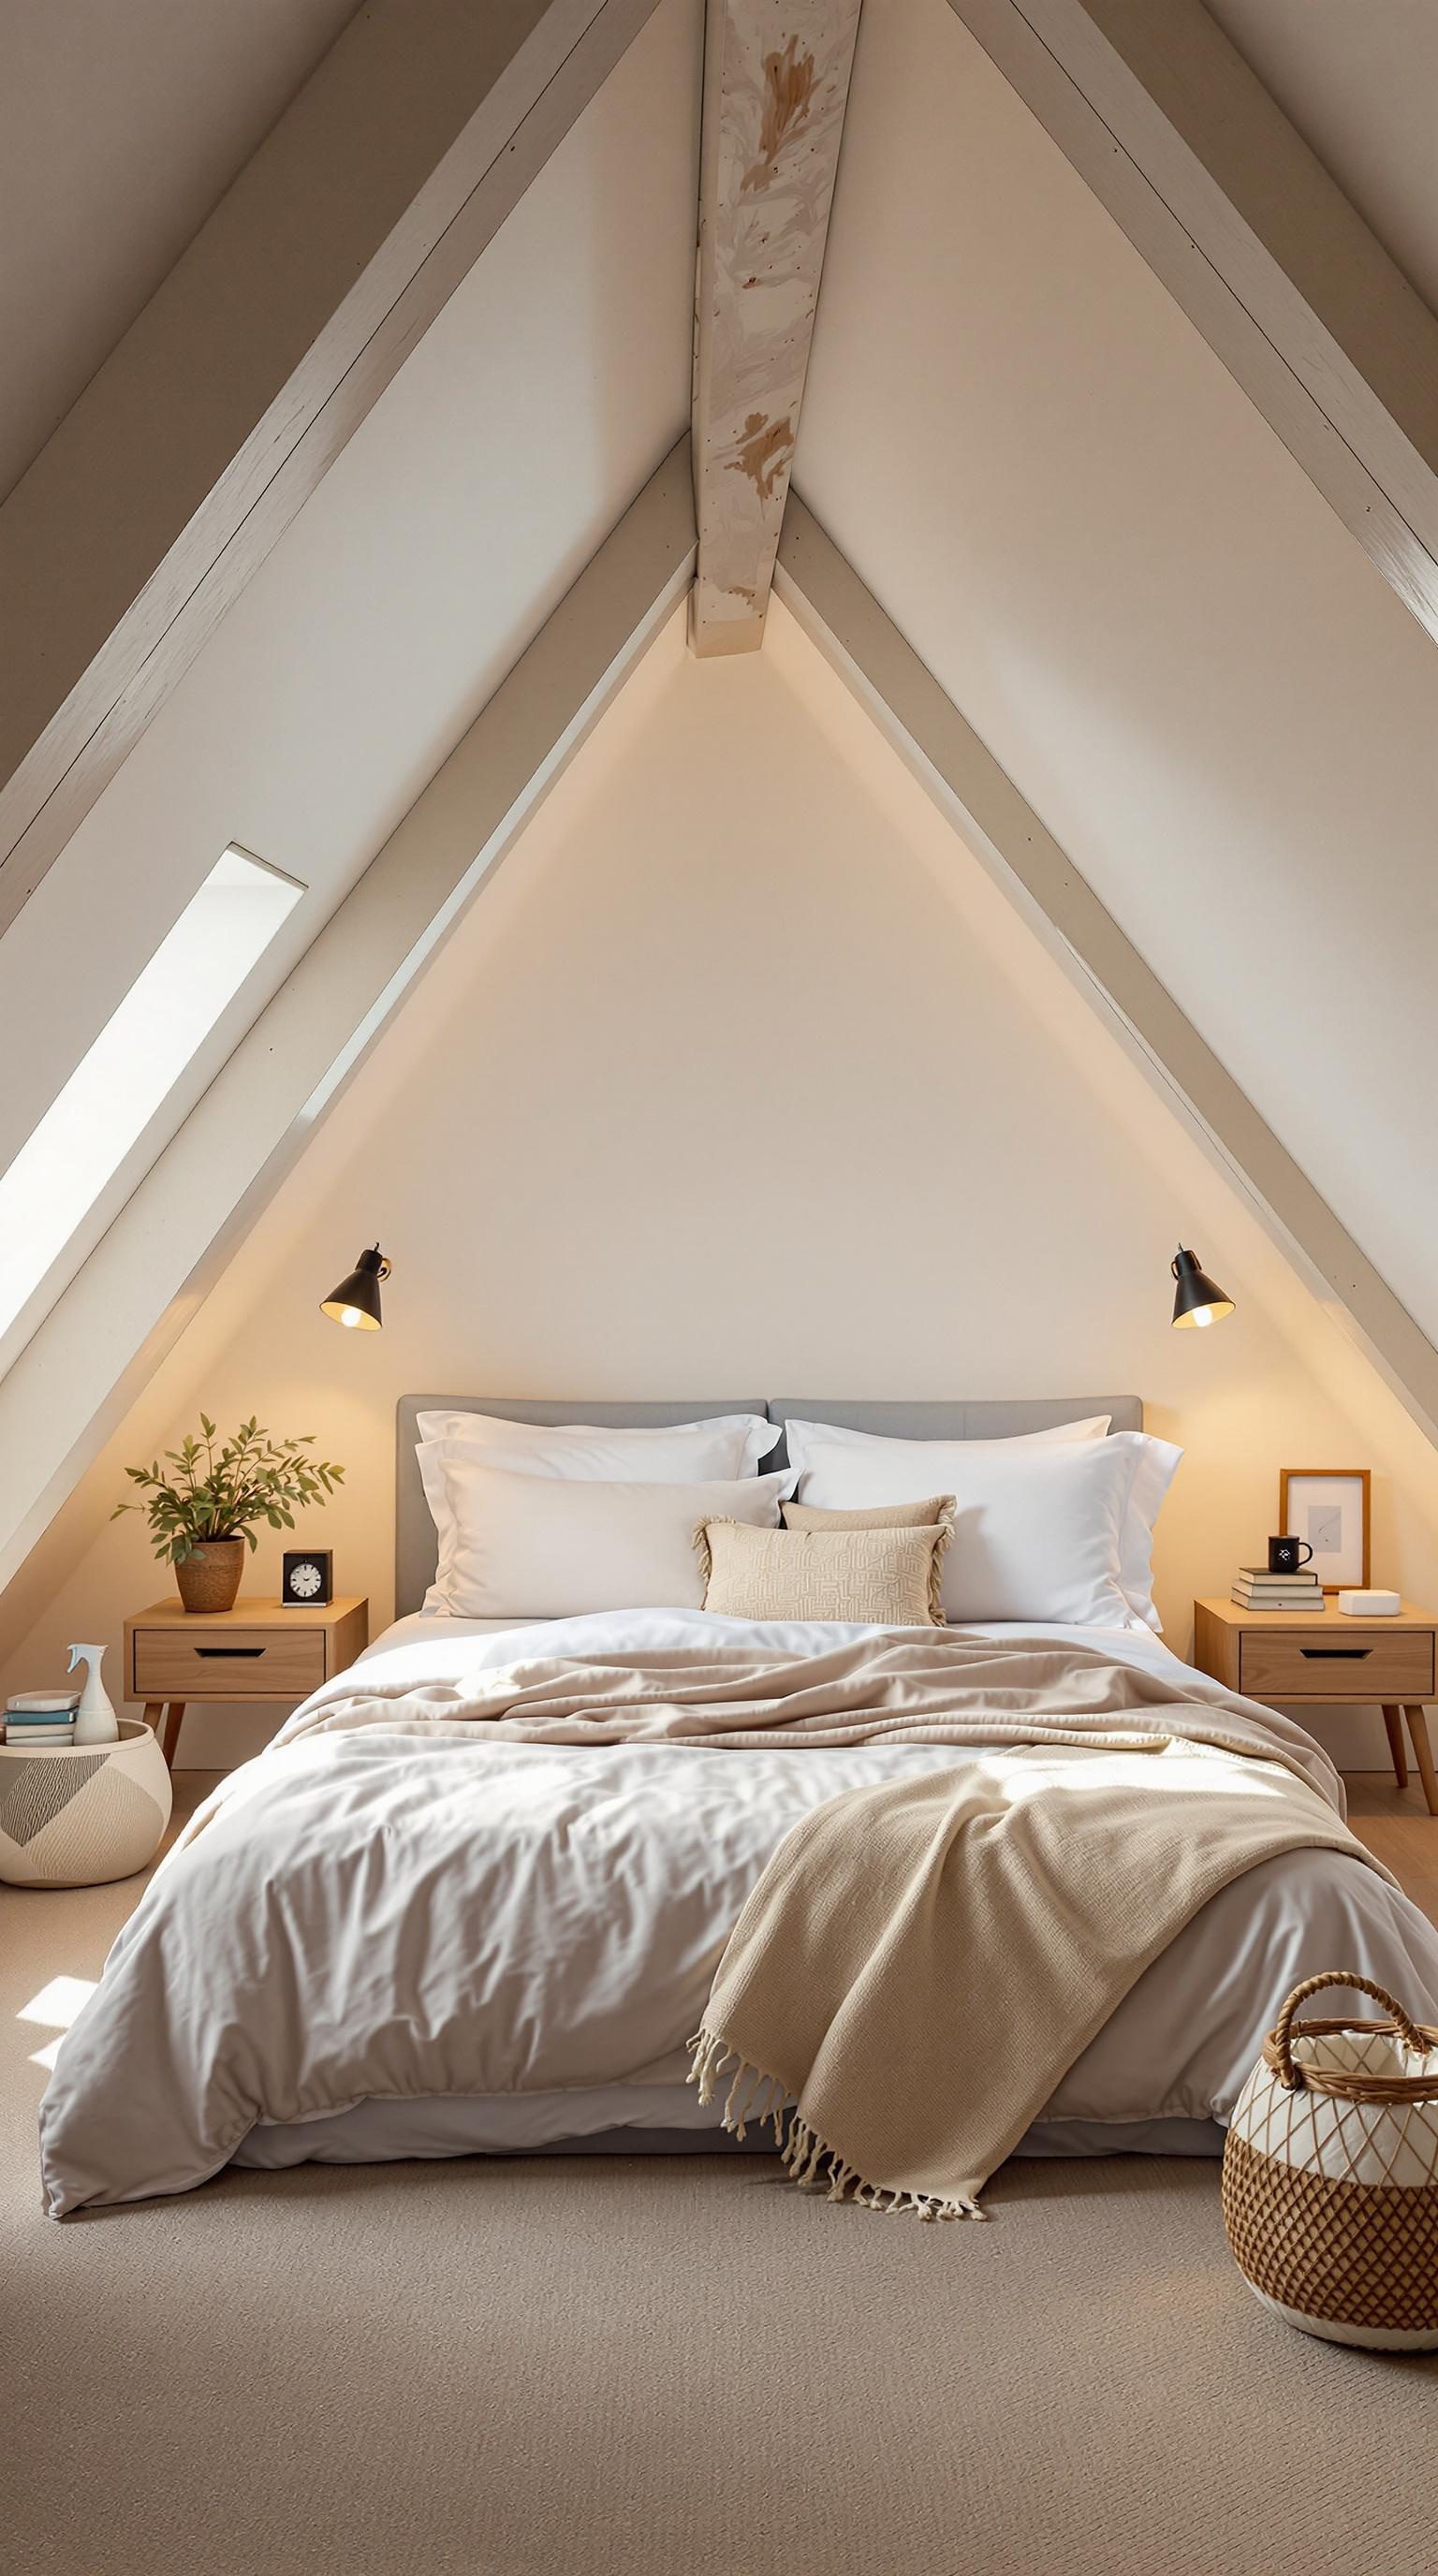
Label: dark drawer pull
xmin=195 ymin=1647 xmax=266 ymax=1660
xmin=1298 ymin=1647 xmax=1371 ymax=1661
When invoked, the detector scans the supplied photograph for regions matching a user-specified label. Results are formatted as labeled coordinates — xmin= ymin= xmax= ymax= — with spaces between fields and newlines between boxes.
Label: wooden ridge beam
xmin=690 ymin=0 xmax=862 ymax=655
xmin=0 ymin=0 xmax=663 ymax=940
xmin=946 ymin=0 xmax=1438 ymax=649
xmin=775 ymin=489 xmax=1438 ymax=1445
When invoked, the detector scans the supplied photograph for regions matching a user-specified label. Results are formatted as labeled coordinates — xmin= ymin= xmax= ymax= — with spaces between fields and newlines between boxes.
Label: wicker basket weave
xmin=1223 ymin=1971 xmax=1438 ymax=2349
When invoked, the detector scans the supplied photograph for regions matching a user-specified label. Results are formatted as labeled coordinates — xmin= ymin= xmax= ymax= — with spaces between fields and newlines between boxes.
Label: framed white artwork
xmin=1279 ymin=1469 xmax=1371 ymax=1593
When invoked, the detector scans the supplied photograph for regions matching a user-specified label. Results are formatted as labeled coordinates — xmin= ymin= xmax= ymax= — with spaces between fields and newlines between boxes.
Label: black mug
xmin=1269 ymin=1534 xmax=1314 ymax=1574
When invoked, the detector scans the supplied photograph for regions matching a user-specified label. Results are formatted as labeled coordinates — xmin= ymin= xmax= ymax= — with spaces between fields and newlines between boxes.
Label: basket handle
xmin=1273 ymin=1971 xmax=1428 ymax=2090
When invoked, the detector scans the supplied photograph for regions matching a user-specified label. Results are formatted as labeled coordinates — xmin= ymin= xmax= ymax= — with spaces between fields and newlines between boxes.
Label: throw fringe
xmin=687 ymin=2027 xmax=988 ymax=2220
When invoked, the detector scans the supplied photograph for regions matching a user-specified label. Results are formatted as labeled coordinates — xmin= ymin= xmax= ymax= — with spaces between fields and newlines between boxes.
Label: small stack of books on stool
xmin=1231 ymin=1564 xmax=1324 ymax=1613
xmin=4 ymin=1690 xmax=81 ymax=1747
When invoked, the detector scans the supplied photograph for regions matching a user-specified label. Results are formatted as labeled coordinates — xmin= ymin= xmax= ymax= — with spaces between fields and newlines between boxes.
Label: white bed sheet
xmin=227 ymin=1607 xmax=1438 ymax=2175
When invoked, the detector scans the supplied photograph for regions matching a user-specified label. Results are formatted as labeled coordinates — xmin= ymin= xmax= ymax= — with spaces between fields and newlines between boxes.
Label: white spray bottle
xmin=68 ymin=1643 xmax=119 ymax=1746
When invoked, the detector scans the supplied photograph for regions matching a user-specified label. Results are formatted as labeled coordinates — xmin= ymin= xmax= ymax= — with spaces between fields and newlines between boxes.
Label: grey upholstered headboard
xmin=394 ymin=1394 xmax=1142 ymax=1618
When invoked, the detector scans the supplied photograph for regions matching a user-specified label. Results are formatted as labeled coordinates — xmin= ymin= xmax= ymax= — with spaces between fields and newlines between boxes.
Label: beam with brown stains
xmin=690 ymin=0 xmax=863 ymax=656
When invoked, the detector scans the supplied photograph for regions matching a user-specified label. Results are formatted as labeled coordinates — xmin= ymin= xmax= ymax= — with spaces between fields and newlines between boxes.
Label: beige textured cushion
xmin=696 ymin=1518 xmax=951 ymax=1628
xmin=782 ymin=1495 xmax=955 ymax=1532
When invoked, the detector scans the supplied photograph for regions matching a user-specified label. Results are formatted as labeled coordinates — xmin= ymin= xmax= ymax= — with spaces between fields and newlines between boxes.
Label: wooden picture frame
xmin=1279 ymin=1469 xmax=1372 ymax=1594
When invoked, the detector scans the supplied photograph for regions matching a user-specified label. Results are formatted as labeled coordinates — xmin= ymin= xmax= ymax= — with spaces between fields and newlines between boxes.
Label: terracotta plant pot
xmin=175 ymin=1537 xmax=246 ymax=1614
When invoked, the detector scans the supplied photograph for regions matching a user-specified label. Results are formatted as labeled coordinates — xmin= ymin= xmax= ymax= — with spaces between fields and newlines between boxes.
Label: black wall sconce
xmin=321 ymin=1244 xmax=391 ymax=1332
xmin=1170 ymin=1246 xmax=1234 ymax=1331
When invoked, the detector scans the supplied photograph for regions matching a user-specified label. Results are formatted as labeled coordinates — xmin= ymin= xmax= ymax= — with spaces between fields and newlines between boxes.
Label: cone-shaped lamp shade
xmin=321 ymin=1244 xmax=391 ymax=1331
xmin=1170 ymin=1247 xmax=1234 ymax=1330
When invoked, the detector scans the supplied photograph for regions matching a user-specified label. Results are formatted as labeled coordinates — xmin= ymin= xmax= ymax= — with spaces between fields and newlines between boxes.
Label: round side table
xmin=0 ymin=1719 xmax=172 ymax=1887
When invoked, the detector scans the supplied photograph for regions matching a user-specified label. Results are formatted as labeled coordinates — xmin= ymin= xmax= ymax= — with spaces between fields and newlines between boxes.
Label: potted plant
xmin=114 ymin=1416 xmax=345 ymax=1613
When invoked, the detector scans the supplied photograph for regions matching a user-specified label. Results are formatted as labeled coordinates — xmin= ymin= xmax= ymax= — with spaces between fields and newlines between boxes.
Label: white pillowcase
xmin=790 ymin=1427 xmax=1179 ymax=1630
xmin=782 ymin=1416 xmax=1109 ymax=1502
xmin=419 ymin=1456 xmax=797 ymax=1619
xmin=415 ymin=1410 xmax=778 ymax=1481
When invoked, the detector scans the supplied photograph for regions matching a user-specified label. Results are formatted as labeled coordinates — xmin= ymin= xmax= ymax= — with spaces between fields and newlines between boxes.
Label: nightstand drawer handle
xmin=195 ymin=1647 xmax=267 ymax=1660
xmin=1298 ymin=1647 xmax=1372 ymax=1661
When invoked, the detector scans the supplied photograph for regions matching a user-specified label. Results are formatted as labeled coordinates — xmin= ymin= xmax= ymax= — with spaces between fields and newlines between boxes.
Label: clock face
xmin=289 ymin=1560 xmax=322 ymax=1600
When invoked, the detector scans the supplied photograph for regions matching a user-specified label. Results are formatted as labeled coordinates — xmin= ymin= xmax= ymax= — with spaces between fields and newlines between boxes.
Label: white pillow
xmin=414 ymin=1410 xmax=778 ymax=1480
xmin=788 ymin=1422 xmax=1118 ymax=1504
xmin=1112 ymin=1432 xmax=1182 ymax=1632
xmin=783 ymin=1414 xmax=1110 ymax=1504
xmin=792 ymin=1430 xmax=1177 ymax=1629
xmin=419 ymin=1457 xmax=797 ymax=1619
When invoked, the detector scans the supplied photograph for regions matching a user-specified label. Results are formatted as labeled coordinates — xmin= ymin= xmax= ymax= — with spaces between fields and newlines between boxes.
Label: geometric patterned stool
xmin=0 ymin=1718 xmax=172 ymax=1887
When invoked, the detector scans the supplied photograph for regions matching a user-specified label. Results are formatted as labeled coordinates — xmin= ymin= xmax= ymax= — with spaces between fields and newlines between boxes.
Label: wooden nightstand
xmin=1194 ymin=1597 xmax=1438 ymax=1815
xmin=124 ymin=1595 xmax=369 ymax=1768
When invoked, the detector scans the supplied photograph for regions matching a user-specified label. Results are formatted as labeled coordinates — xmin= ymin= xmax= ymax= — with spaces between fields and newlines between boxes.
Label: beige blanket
xmin=285 ymin=1629 xmax=1372 ymax=2219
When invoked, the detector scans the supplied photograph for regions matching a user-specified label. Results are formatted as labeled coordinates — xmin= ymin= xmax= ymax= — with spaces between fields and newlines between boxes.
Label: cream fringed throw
xmin=689 ymin=1743 xmax=1372 ymax=2224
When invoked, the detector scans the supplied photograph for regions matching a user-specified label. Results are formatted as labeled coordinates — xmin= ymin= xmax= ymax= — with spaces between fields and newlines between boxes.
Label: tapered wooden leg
xmin=142 ymin=1703 xmax=166 ymax=1760
xmin=1382 ymin=1705 xmax=1409 ymax=1790
xmin=1403 ymin=1707 xmax=1438 ymax=1817
xmin=160 ymin=1702 xmax=185 ymax=1770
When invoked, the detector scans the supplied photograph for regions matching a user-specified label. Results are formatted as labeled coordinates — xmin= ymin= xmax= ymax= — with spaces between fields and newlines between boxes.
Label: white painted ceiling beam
xmin=775 ymin=490 xmax=1438 ymax=1445
xmin=946 ymin=0 xmax=1438 ymax=649
xmin=690 ymin=0 xmax=862 ymax=655
xmin=0 ymin=441 xmax=697 ymax=1610
xmin=0 ymin=0 xmax=665 ymax=940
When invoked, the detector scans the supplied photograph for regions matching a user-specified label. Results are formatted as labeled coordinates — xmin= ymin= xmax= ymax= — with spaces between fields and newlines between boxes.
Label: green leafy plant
xmin=112 ymin=1416 xmax=345 ymax=1564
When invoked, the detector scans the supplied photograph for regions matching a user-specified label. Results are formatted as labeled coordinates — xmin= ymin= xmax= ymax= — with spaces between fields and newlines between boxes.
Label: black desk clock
xmin=281 ymin=1549 xmax=334 ymax=1607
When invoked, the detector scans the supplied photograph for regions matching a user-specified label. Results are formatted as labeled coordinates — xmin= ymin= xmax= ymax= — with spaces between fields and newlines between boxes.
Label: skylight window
xmin=0 ymin=847 xmax=301 ymax=1339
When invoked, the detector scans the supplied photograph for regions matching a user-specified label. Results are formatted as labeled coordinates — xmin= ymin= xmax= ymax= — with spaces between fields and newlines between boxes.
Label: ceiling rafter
xmin=946 ymin=0 xmax=1438 ymax=650
xmin=775 ymin=489 xmax=1438 ymax=1448
xmin=690 ymin=0 xmax=862 ymax=655
xmin=0 ymin=0 xmax=665 ymax=943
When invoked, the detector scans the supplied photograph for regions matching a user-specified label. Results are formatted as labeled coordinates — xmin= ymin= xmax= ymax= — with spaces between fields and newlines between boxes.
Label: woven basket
xmin=1223 ymin=1971 xmax=1438 ymax=2349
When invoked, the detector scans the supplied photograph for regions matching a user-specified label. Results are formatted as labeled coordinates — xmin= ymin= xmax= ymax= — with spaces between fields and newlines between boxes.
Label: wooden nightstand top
xmin=1195 ymin=1597 xmax=1434 ymax=1632
xmin=128 ymin=1594 xmax=367 ymax=1632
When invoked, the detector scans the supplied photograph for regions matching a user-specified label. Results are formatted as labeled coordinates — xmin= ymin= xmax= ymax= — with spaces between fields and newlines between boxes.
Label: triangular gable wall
xmin=6 ymin=594 xmax=1436 ymax=1776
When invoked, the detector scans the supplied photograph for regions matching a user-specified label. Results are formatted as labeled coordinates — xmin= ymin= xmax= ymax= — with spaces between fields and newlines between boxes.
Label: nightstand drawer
xmin=1240 ymin=1630 xmax=1435 ymax=1702
xmin=132 ymin=1625 xmax=328 ymax=1700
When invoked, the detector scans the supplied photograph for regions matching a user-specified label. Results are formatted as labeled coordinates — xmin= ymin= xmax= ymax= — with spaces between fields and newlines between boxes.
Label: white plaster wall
xmin=7 ymin=601 xmax=1437 ymax=1775
xmin=797 ymin=0 xmax=1438 ymax=1347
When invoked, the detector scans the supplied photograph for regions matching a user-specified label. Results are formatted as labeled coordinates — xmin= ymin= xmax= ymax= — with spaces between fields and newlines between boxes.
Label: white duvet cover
xmin=39 ymin=1609 xmax=1438 ymax=2212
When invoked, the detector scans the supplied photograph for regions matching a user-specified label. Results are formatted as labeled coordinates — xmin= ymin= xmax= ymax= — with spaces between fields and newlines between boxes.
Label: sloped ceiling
xmin=0 ymin=0 xmax=700 ymax=1195
xmin=796 ymin=0 xmax=1438 ymax=1347
xmin=0 ymin=0 xmax=362 ymax=503
xmin=1204 ymin=0 xmax=1438 ymax=315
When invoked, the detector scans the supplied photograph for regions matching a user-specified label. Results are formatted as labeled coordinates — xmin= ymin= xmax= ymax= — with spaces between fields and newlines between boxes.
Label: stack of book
xmin=1231 ymin=1565 xmax=1324 ymax=1613
xmin=4 ymin=1690 xmax=81 ymax=1747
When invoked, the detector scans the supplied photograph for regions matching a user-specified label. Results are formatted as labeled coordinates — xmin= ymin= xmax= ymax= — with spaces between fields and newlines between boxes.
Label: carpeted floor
xmin=4 ymin=1777 xmax=1437 ymax=2576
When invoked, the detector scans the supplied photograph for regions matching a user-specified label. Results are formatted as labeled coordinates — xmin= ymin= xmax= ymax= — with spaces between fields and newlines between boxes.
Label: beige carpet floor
xmin=4 ymin=1777 xmax=1438 ymax=2576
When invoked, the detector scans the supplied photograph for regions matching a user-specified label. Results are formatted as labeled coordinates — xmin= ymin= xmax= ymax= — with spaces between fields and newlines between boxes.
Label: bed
xmin=38 ymin=1396 xmax=1438 ymax=2216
